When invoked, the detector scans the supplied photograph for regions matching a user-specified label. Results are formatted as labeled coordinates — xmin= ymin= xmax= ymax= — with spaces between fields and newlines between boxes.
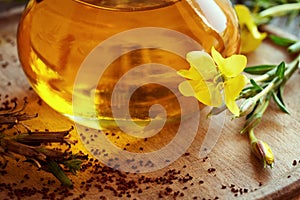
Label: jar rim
xmin=74 ymin=0 xmax=180 ymax=11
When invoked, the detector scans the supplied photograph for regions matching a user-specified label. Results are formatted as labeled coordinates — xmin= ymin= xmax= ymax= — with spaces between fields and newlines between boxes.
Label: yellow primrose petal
xmin=177 ymin=68 xmax=200 ymax=80
xmin=240 ymin=28 xmax=267 ymax=54
xmin=186 ymin=51 xmax=219 ymax=80
xmin=178 ymin=80 xmax=198 ymax=97
xmin=224 ymin=74 xmax=248 ymax=116
xmin=235 ymin=5 xmax=267 ymax=54
xmin=234 ymin=5 xmax=265 ymax=40
xmin=178 ymin=79 xmax=222 ymax=107
xmin=211 ymin=47 xmax=247 ymax=78
xmin=262 ymin=141 xmax=275 ymax=167
xmin=196 ymin=82 xmax=222 ymax=107
xmin=222 ymin=54 xmax=247 ymax=77
xmin=234 ymin=5 xmax=251 ymax=25
xmin=211 ymin=46 xmax=225 ymax=67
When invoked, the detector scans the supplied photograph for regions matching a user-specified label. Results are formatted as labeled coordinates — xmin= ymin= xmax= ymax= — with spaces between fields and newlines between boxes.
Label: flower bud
xmin=239 ymin=98 xmax=256 ymax=117
xmin=251 ymin=139 xmax=274 ymax=168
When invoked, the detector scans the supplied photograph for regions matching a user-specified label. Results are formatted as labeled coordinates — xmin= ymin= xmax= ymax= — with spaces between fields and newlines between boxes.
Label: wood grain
xmin=0 ymin=10 xmax=300 ymax=200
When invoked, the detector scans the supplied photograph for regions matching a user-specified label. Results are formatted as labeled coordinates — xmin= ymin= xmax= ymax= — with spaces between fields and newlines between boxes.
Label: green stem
xmin=250 ymin=63 xmax=279 ymax=83
xmin=288 ymin=41 xmax=300 ymax=53
xmin=249 ymin=128 xmax=257 ymax=143
xmin=251 ymin=73 xmax=271 ymax=83
xmin=240 ymin=93 xmax=271 ymax=134
xmin=259 ymin=3 xmax=300 ymax=18
xmin=250 ymin=55 xmax=299 ymax=95
xmin=252 ymin=79 xmax=276 ymax=102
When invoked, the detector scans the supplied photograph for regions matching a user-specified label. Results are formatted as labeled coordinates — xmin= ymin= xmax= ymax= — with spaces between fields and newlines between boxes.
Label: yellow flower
xmin=178 ymin=47 xmax=248 ymax=116
xmin=211 ymin=47 xmax=248 ymax=116
xmin=235 ymin=5 xmax=267 ymax=54
xmin=249 ymin=129 xmax=274 ymax=168
xmin=177 ymin=50 xmax=222 ymax=107
xmin=251 ymin=139 xmax=275 ymax=168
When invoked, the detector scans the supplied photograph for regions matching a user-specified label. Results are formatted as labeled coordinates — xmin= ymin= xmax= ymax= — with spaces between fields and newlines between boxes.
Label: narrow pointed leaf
xmin=47 ymin=161 xmax=73 ymax=187
xmin=62 ymin=159 xmax=83 ymax=175
xmin=269 ymin=35 xmax=296 ymax=47
xmin=244 ymin=65 xmax=276 ymax=75
xmin=275 ymin=62 xmax=285 ymax=79
xmin=277 ymin=85 xmax=286 ymax=106
xmin=250 ymin=79 xmax=263 ymax=91
xmin=272 ymin=91 xmax=289 ymax=114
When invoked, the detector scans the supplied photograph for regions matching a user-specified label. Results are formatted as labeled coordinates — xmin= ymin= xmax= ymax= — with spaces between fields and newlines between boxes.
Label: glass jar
xmin=17 ymin=0 xmax=240 ymax=129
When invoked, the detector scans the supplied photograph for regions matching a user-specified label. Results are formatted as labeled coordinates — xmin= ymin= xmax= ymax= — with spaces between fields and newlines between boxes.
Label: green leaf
xmin=62 ymin=159 xmax=83 ymax=175
xmin=275 ymin=62 xmax=286 ymax=79
xmin=269 ymin=35 xmax=296 ymax=46
xmin=277 ymin=85 xmax=286 ymax=105
xmin=250 ymin=79 xmax=264 ymax=91
xmin=244 ymin=65 xmax=277 ymax=75
xmin=47 ymin=161 xmax=73 ymax=187
xmin=272 ymin=91 xmax=290 ymax=114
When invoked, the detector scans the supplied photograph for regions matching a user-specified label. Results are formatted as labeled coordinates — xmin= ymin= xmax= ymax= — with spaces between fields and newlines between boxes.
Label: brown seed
xmin=231 ymin=188 xmax=238 ymax=193
xmin=292 ymin=160 xmax=297 ymax=166
xmin=207 ymin=168 xmax=216 ymax=173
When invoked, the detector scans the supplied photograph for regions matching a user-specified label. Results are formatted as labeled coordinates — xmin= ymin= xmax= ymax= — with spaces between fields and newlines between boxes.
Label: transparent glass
xmin=17 ymin=0 xmax=241 ymax=129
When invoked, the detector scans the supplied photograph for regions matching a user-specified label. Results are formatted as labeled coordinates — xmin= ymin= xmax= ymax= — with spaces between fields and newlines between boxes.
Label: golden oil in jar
xmin=17 ymin=0 xmax=240 ymax=129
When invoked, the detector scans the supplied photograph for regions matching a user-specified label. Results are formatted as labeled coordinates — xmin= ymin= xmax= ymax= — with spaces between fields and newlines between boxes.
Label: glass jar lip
xmin=73 ymin=0 xmax=180 ymax=11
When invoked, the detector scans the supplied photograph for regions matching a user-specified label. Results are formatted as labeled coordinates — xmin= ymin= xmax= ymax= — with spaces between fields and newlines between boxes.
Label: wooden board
xmin=1 ymin=8 xmax=300 ymax=200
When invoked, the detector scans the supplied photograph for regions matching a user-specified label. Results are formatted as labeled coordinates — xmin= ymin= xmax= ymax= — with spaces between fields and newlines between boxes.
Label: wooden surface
xmin=1 ymin=8 xmax=300 ymax=200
